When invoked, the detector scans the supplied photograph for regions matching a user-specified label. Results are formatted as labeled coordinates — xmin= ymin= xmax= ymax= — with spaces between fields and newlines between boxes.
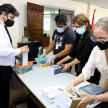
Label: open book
xmin=20 ymin=53 xmax=28 ymax=66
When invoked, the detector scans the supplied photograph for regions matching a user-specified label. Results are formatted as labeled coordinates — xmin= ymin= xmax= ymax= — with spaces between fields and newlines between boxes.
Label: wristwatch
xmin=93 ymin=95 xmax=98 ymax=104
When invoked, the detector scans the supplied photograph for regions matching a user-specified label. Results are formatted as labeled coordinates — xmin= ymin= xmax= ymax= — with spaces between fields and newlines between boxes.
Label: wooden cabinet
xmin=43 ymin=37 xmax=50 ymax=47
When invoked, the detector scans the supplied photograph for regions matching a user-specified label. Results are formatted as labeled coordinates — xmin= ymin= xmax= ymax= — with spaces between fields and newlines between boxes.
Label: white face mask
xmin=56 ymin=27 xmax=64 ymax=33
xmin=75 ymin=26 xmax=85 ymax=35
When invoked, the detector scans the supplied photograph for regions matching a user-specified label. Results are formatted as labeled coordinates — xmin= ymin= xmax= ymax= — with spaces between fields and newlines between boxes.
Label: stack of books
xmin=48 ymin=64 xmax=71 ymax=75
xmin=55 ymin=88 xmax=83 ymax=108
xmin=13 ymin=61 xmax=33 ymax=74
xmin=35 ymin=57 xmax=53 ymax=67
xmin=42 ymin=85 xmax=64 ymax=104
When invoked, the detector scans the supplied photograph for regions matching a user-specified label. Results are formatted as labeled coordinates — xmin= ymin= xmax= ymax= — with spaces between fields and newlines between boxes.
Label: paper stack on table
xmin=42 ymin=85 xmax=64 ymax=104
xmin=35 ymin=57 xmax=53 ymax=67
xmin=48 ymin=64 xmax=71 ymax=75
xmin=13 ymin=61 xmax=33 ymax=74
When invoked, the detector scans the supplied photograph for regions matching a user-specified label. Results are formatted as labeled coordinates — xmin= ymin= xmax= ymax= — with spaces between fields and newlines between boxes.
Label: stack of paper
xmin=13 ymin=61 xmax=33 ymax=74
xmin=48 ymin=64 xmax=71 ymax=75
xmin=55 ymin=88 xmax=83 ymax=108
xmin=20 ymin=53 xmax=28 ymax=66
xmin=42 ymin=85 xmax=64 ymax=104
xmin=35 ymin=57 xmax=53 ymax=67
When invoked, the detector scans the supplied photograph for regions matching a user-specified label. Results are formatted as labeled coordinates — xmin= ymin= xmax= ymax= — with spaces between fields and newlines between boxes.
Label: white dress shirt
xmin=82 ymin=46 xmax=108 ymax=81
xmin=0 ymin=20 xmax=20 ymax=66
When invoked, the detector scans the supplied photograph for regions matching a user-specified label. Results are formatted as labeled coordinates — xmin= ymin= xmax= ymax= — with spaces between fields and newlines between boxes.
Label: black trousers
xmin=77 ymin=68 xmax=101 ymax=85
xmin=0 ymin=66 xmax=12 ymax=108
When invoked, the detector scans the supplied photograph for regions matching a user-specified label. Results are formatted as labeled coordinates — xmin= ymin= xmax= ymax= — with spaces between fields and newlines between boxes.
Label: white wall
xmin=89 ymin=4 xmax=103 ymax=24
xmin=89 ymin=4 xmax=108 ymax=24
xmin=1 ymin=0 xmax=108 ymax=47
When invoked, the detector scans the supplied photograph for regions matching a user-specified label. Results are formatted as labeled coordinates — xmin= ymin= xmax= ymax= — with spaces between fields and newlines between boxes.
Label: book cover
xmin=42 ymin=85 xmax=64 ymax=103
xmin=79 ymin=83 xmax=107 ymax=95
xmin=55 ymin=89 xmax=83 ymax=108
xmin=48 ymin=64 xmax=71 ymax=75
xmin=35 ymin=57 xmax=47 ymax=63
xmin=35 ymin=57 xmax=52 ymax=67
xmin=13 ymin=61 xmax=33 ymax=74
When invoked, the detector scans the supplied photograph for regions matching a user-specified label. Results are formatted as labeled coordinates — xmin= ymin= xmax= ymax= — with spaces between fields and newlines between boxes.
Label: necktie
xmin=4 ymin=26 xmax=12 ymax=45
xmin=4 ymin=26 xmax=16 ymax=64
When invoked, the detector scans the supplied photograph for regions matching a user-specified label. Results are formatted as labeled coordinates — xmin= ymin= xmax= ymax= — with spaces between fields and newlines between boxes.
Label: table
xmin=14 ymin=64 xmax=108 ymax=108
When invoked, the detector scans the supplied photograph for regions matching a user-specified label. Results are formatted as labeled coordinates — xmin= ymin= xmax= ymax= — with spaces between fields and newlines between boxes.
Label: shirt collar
xmin=0 ymin=20 xmax=5 ymax=27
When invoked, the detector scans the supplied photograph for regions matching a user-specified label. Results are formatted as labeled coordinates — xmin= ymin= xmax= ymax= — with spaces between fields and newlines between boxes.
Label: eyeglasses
xmin=90 ymin=35 xmax=107 ymax=44
xmin=73 ymin=25 xmax=84 ymax=30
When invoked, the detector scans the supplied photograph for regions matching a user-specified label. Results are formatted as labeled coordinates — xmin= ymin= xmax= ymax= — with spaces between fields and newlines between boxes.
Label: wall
xmin=1 ymin=0 xmax=108 ymax=47
xmin=89 ymin=4 xmax=108 ymax=24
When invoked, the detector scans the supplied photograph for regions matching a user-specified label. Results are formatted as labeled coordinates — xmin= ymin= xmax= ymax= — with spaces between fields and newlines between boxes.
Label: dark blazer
xmin=69 ymin=30 xmax=100 ymax=84
xmin=69 ymin=30 xmax=94 ymax=69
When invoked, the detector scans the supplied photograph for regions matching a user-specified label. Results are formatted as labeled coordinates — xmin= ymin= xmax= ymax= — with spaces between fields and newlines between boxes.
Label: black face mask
xmin=96 ymin=41 xmax=108 ymax=50
xmin=5 ymin=19 xmax=14 ymax=27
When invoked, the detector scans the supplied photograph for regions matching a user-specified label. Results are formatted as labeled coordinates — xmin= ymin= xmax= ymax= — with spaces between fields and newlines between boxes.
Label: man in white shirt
xmin=0 ymin=4 xmax=29 ymax=108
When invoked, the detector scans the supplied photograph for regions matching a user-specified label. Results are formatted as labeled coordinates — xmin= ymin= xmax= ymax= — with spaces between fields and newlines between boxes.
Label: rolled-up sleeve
xmin=82 ymin=47 xmax=96 ymax=81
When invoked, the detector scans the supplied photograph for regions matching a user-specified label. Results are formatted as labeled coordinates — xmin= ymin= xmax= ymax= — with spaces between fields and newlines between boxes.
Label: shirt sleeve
xmin=65 ymin=31 xmax=76 ymax=45
xmin=0 ymin=27 xmax=21 ymax=57
xmin=76 ymin=38 xmax=95 ymax=63
xmin=82 ymin=47 xmax=97 ymax=81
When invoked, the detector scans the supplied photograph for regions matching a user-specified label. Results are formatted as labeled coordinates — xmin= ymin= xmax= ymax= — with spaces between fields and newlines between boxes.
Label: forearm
xmin=55 ymin=50 xmax=70 ymax=58
xmin=61 ymin=55 xmax=72 ymax=63
xmin=97 ymin=92 xmax=108 ymax=102
xmin=72 ymin=73 xmax=84 ymax=86
xmin=68 ymin=58 xmax=81 ymax=67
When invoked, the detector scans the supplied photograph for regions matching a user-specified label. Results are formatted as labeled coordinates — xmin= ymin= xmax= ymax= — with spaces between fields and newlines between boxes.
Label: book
xmin=48 ymin=64 xmax=71 ymax=75
xmin=13 ymin=61 xmax=33 ymax=74
xmin=35 ymin=57 xmax=53 ymax=67
xmin=55 ymin=88 xmax=85 ymax=108
xmin=79 ymin=83 xmax=107 ymax=95
xmin=42 ymin=85 xmax=64 ymax=104
xmin=20 ymin=53 xmax=28 ymax=66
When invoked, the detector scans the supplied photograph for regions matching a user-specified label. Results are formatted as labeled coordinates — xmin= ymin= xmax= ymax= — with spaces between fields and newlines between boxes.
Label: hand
xmin=75 ymin=93 xmax=94 ymax=108
xmin=19 ymin=45 xmax=29 ymax=53
xmin=46 ymin=55 xmax=56 ymax=65
xmin=15 ymin=55 xmax=21 ymax=60
xmin=66 ymin=81 xmax=75 ymax=92
xmin=61 ymin=63 xmax=70 ymax=72
xmin=57 ymin=60 xmax=64 ymax=65
xmin=40 ymin=52 xmax=46 ymax=58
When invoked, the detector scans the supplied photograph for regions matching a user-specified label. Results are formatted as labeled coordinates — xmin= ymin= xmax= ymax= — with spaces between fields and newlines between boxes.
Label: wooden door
xmin=27 ymin=2 xmax=44 ymax=45
xmin=59 ymin=9 xmax=74 ymax=29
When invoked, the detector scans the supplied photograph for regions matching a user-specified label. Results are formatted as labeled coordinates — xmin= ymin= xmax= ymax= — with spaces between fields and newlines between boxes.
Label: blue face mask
xmin=75 ymin=26 xmax=85 ymax=35
xmin=57 ymin=27 xmax=64 ymax=33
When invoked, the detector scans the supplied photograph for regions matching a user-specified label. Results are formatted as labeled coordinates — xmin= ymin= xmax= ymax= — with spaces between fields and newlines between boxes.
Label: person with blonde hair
xmin=66 ymin=17 xmax=108 ymax=108
xmin=57 ymin=13 xmax=100 ymax=84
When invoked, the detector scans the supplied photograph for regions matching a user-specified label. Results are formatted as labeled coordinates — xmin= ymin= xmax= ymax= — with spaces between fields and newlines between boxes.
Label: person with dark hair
xmin=41 ymin=14 xmax=76 ymax=65
xmin=57 ymin=14 xmax=101 ymax=85
xmin=0 ymin=4 xmax=29 ymax=108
